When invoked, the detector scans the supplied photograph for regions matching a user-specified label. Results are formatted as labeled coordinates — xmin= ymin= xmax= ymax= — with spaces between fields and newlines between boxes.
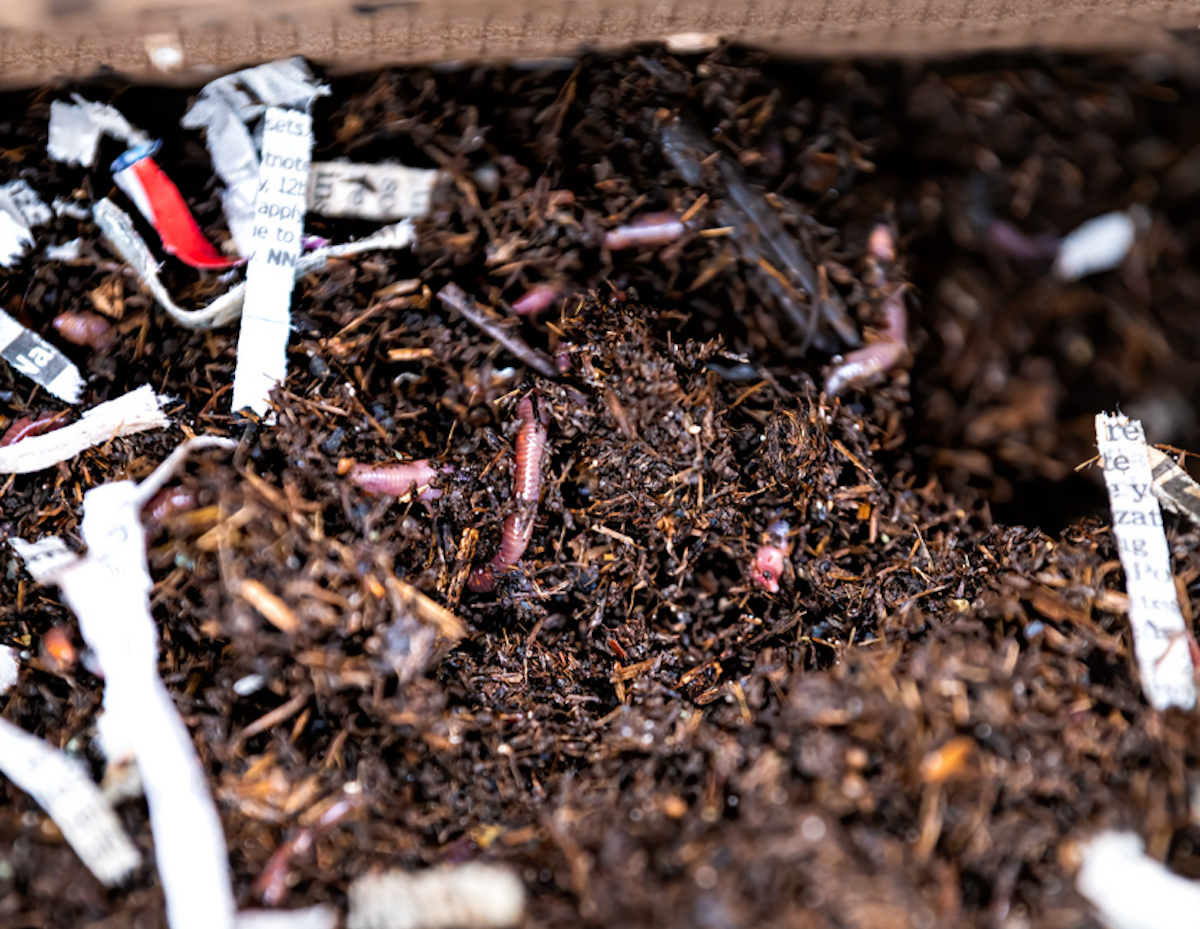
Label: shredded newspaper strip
xmin=1147 ymin=446 xmax=1200 ymax=526
xmin=0 ymin=716 xmax=142 ymax=886
xmin=181 ymin=58 xmax=329 ymax=256
xmin=347 ymin=863 xmax=527 ymax=929
xmin=1076 ymin=830 xmax=1200 ymax=929
xmin=96 ymin=198 xmax=415 ymax=331
xmin=12 ymin=437 xmax=240 ymax=929
xmin=231 ymin=105 xmax=314 ymax=415
xmin=47 ymin=96 xmax=151 ymax=168
xmin=0 ymin=384 xmax=168 ymax=473
xmin=0 ymin=644 xmax=18 ymax=694
xmin=0 ymin=179 xmax=52 ymax=267
xmin=1095 ymin=413 xmax=1196 ymax=710
xmin=308 ymin=162 xmax=440 ymax=221
xmin=0 ymin=307 xmax=85 ymax=403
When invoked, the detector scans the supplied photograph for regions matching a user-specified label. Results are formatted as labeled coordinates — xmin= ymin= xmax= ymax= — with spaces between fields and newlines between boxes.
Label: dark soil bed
xmin=4 ymin=43 xmax=1200 ymax=929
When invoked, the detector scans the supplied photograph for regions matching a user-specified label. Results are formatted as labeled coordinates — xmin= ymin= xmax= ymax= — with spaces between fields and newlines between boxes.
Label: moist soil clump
xmin=2 ymin=46 xmax=1200 ymax=929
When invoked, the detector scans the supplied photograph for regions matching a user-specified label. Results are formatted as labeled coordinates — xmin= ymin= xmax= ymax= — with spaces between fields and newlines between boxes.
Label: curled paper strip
xmin=96 ymin=198 xmax=415 ymax=332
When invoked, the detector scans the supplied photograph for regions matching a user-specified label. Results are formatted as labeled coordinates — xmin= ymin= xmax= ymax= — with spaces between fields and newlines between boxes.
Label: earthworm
xmin=40 ymin=624 xmax=77 ymax=674
xmin=984 ymin=219 xmax=1060 ymax=263
xmin=52 ymin=311 xmax=115 ymax=350
xmin=349 ymin=459 xmax=446 ymax=502
xmin=750 ymin=520 xmax=791 ymax=594
xmin=604 ymin=212 xmax=687 ymax=251
xmin=825 ymin=284 xmax=909 ymax=397
xmin=141 ymin=485 xmax=198 ymax=526
xmin=468 ymin=393 xmax=550 ymax=592
xmin=510 ymin=283 xmax=562 ymax=316
xmin=0 ymin=410 xmax=69 ymax=447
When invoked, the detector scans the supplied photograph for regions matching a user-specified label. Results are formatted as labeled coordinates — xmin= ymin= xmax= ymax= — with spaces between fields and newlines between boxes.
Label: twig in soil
xmin=437 ymin=284 xmax=557 ymax=378
xmin=233 ymin=685 xmax=315 ymax=751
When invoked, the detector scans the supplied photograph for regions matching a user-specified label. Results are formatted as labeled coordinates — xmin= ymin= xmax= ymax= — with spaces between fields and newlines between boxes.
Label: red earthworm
xmin=469 ymin=393 xmax=550 ymax=592
xmin=825 ymin=284 xmax=909 ymax=397
xmin=349 ymin=459 xmax=447 ymax=502
xmin=604 ymin=212 xmax=687 ymax=251
xmin=40 ymin=624 xmax=77 ymax=674
xmin=52 ymin=311 xmax=115 ymax=350
xmin=984 ymin=219 xmax=1061 ymax=263
xmin=0 ymin=410 xmax=69 ymax=447
xmin=141 ymin=485 xmax=198 ymax=526
xmin=750 ymin=520 xmax=791 ymax=593
xmin=252 ymin=792 xmax=360 ymax=906
xmin=510 ymin=283 xmax=562 ymax=317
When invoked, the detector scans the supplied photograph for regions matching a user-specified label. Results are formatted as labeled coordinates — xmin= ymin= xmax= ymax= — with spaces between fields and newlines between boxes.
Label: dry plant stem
xmin=349 ymin=459 xmax=445 ymax=501
xmin=469 ymin=393 xmax=550 ymax=592
xmin=825 ymin=283 xmax=910 ymax=397
xmin=437 ymin=283 xmax=558 ymax=378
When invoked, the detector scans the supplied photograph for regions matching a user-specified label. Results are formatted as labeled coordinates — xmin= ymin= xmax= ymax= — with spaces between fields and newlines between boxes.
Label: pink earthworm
xmin=825 ymin=283 xmax=909 ymax=397
xmin=0 ymin=410 xmax=69 ymax=447
xmin=604 ymin=212 xmax=687 ymax=251
xmin=349 ymin=459 xmax=447 ymax=502
xmin=141 ymin=485 xmax=198 ymax=526
xmin=469 ymin=393 xmax=550 ymax=592
xmin=984 ymin=219 xmax=1060 ymax=263
xmin=750 ymin=520 xmax=791 ymax=593
xmin=510 ymin=283 xmax=562 ymax=317
xmin=52 ymin=311 xmax=115 ymax=350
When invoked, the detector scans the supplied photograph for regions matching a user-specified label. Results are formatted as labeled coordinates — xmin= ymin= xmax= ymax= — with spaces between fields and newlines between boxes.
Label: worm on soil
xmin=750 ymin=520 xmax=792 ymax=594
xmin=349 ymin=459 xmax=446 ymax=502
xmin=510 ymin=284 xmax=562 ymax=317
xmin=825 ymin=284 xmax=910 ymax=397
xmin=52 ymin=311 xmax=115 ymax=350
xmin=469 ymin=393 xmax=550 ymax=592
xmin=604 ymin=212 xmax=687 ymax=251
xmin=141 ymin=486 xmax=198 ymax=527
xmin=0 ymin=411 xmax=69 ymax=448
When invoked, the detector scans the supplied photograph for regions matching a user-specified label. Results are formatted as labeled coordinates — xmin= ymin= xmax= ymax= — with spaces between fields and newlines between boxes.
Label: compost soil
xmin=3 ymin=45 xmax=1200 ymax=929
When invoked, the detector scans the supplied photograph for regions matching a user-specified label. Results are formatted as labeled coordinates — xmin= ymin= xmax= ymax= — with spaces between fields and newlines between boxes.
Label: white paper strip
xmin=1076 ymin=831 xmax=1200 ymax=929
xmin=48 ymin=96 xmax=150 ymax=169
xmin=181 ymin=58 xmax=328 ymax=256
xmin=0 ymin=644 xmax=18 ymax=695
xmin=1095 ymin=413 xmax=1196 ymax=710
xmin=1054 ymin=211 xmax=1136 ymax=281
xmin=11 ymin=436 xmax=239 ymax=929
xmin=0 ymin=308 xmax=85 ymax=403
xmin=347 ymin=864 xmax=526 ymax=929
xmin=96 ymin=199 xmax=415 ymax=333
xmin=231 ymin=107 xmax=313 ymax=415
xmin=0 ymin=180 xmax=53 ymax=268
xmin=0 ymin=715 xmax=141 ymax=885
xmin=308 ymin=162 xmax=440 ymax=221
xmin=0 ymin=384 xmax=167 ymax=474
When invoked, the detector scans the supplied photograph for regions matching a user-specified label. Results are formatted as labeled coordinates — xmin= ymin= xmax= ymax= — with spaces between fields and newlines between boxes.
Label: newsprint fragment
xmin=1095 ymin=413 xmax=1196 ymax=711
